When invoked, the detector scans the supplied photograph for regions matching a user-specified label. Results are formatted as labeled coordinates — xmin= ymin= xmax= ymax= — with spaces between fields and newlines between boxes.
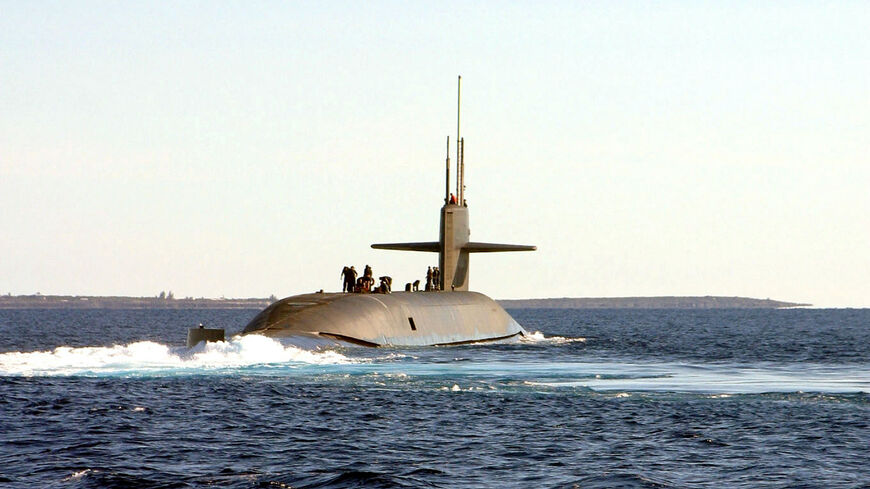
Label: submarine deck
xmin=242 ymin=291 xmax=525 ymax=347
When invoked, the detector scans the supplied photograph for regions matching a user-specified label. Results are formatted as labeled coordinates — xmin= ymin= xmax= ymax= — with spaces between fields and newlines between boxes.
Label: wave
xmin=3 ymin=335 xmax=867 ymax=396
xmin=519 ymin=330 xmax=586 ymax=344
xmin=0 ymin=335 xmax=353 ymax=377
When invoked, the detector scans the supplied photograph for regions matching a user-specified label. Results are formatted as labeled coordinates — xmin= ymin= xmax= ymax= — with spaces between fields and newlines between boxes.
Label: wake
xmin=520 ymin=330 xmax=586 ymax=344
xmin=0 ymin=335 xmax=353 ymax=377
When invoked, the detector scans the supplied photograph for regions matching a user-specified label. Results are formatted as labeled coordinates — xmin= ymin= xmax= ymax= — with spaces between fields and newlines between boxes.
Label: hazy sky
xmin=1 ymin=2 xmax=868 ymax=307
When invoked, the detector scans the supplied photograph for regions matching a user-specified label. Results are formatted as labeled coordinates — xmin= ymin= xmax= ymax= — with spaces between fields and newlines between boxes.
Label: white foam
xmin=0 ymin=335 xmax=353 ymax=377
xmin=520 ymin=331 xmax=586 ymax=344
xmin=62 ymin=469 xmax=92 ymax=481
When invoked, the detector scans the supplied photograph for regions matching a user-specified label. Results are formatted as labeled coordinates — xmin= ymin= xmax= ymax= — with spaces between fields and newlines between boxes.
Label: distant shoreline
xmin=499 ymin=296 xmax=811 ymax=309
xmin=0 ymin=294 xmax=810 ymax=310
xmin=0 ymin=295 xmax=272 ymax=310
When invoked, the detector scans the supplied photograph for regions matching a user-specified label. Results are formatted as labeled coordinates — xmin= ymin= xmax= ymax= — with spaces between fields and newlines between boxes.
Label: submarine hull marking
xmin=242 ymin=291 xmax=525 ymax=347
xmin=317 ymin=332 xmax=381 ymax=347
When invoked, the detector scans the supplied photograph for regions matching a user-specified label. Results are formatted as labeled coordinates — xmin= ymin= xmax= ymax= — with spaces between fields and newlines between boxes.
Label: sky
xmin=1 ymin=1 xmax=868 ymax=307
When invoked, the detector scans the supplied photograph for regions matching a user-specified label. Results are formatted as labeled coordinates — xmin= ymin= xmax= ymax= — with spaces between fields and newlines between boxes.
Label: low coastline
xmin=0 ymin=295 xmax=272 ymax=309
xmin=499 ymin=296 xmax=810 ymax=309
xmin=0 ymin=294 xmax=809 ymax=309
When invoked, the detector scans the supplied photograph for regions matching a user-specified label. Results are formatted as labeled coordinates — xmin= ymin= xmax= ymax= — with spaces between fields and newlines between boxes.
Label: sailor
xmin=358 ymin=275 xmax=374 ymax=293
xmin=378 ymin=276 xmax=392 ymax=293
xmin=364 ymin=264 xmax=373 ymax=279
xmin=449 ymin=193 xmax=457 ymax=204
xmin=342 ymin=266 xmax=358 ymax=293
xmin=412 ymin=280 xmax=420 ymax=291
xmin=433 ymin=267 xmax=440 ymax=290
xmin=425 ymin=266 xmax=433 ymax=291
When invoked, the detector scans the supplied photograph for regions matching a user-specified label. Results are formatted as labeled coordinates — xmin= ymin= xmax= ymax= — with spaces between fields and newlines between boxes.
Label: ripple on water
xmin=0 ymin=308 xmax=868 ymax=488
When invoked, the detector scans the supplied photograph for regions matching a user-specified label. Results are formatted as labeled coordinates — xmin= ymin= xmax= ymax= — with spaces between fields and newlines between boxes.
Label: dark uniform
xmin=343 ymin=266 xmax=358 ymax=293
xmin=358 ymin=275 xmax=374 ymax=293
xmin=378 ymin=276 xmax=392 ymax=293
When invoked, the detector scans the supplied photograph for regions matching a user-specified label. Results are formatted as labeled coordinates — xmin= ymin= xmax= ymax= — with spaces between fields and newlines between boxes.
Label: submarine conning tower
xmin=372 ymin=76 xmax=535 ymax=291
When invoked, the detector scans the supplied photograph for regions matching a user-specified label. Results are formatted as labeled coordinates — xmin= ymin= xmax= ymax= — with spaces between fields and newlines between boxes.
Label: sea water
xmin=0 ymin=308 xmax=867 ymax=488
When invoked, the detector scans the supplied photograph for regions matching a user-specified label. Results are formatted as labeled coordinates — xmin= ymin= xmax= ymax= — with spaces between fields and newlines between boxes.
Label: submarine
xmin=241 ymin=77 xmax=535 ymax=347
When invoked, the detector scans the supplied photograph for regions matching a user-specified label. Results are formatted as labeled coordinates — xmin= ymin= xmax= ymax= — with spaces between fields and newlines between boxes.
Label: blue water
xmin=1 ymin=308 xmax=868 ymax=488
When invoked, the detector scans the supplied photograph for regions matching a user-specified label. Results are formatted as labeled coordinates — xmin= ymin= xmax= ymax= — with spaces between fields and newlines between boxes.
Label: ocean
xmin=1 ymin=308 xmax=868 ymax=488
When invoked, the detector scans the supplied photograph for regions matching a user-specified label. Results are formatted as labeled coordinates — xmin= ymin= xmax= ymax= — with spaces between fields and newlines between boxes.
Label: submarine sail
xmin=242 ymin=77 xmax=535 ymax=346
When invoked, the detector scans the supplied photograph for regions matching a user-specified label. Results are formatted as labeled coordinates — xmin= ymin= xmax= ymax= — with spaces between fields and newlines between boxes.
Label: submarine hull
xmin=242 ymin=291 xmax=525 ymax=347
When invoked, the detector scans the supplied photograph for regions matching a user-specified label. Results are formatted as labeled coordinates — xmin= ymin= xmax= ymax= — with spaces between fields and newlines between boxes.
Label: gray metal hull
xmin=242 ymin=291 xmax=525 ymax=347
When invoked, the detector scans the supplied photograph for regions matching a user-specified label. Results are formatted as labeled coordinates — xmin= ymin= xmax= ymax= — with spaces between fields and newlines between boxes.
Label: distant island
xmin=0 ymin=294 xmax=809 ymax=309
xmin=0 ymin=294 xmax=273 ymax=309
xmin=498 ymin=296 xmax=810 ymax=309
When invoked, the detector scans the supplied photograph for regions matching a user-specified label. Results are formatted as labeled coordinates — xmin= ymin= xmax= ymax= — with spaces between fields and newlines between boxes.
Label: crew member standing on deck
xmin=425 ymin=266 xmax=433 ymax=291
xmin=378 ymin=276 xmax=392 ymax=293
xmin=343 ymin=266 xmax=357 ymax=293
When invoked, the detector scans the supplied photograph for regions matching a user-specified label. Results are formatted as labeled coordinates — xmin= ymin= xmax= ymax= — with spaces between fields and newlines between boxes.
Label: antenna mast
xmin=460 ymin=137 xmax=465 ymax=205
xmin=456 ymin=76 xmax=461 ymax=202
xmin=444 ymin=136 xmax=450 ymax=203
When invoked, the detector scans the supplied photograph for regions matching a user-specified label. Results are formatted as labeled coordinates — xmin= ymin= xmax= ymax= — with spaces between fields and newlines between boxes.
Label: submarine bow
xmin=242 ymin=292 xmax=525 ymax=347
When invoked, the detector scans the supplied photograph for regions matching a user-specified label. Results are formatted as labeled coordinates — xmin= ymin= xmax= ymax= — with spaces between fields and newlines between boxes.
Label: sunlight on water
xmin=525 ymin=362 xmax=870 ymax=394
